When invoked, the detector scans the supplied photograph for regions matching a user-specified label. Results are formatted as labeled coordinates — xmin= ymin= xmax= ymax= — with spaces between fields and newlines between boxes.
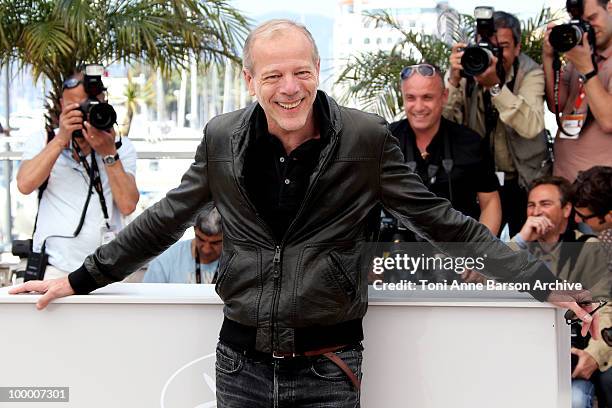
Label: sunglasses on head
xmin=400 ymin=64 xmax=437 ymax=80
xmin=62 ymin=77 xmax=83 ymax=90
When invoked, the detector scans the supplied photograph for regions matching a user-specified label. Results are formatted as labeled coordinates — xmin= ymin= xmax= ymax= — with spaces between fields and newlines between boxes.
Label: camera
xmin=72 ymin=64 xmax=117 ymax=138
xmin=461 ymin=7 xmax=500 ymax=77
xmin=549 ymin=0 xmax=596 ymax=53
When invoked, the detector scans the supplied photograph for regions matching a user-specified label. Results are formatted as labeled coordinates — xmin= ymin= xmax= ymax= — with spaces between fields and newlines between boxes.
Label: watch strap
xmin=580 ymin=68 xmax=598 ymax=84
xmin=103 ymin=153 xmax=120 ymax=165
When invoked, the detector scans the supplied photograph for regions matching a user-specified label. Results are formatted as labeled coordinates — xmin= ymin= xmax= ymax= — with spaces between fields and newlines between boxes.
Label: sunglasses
xmin=62 ymin=77 xmax=83 ymax=90
xmin=564 ymin=300 xmax=608 ymax=325
xmin=400 ymin=64 xmax=437 ymax=80
xmin=574 ymin=209 xmax=603 ymax=222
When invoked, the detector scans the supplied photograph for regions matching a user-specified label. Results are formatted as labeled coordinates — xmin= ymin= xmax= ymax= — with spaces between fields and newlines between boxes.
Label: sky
xmin=231 ymin=0 xmax=566 ymax=20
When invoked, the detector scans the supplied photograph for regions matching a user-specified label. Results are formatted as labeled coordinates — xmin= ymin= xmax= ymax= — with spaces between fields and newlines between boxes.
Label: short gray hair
xmin=242 ymin=19 xmax=319 ymax=72
xmin=493 ymin=11 xmax=521 ymax=45
xmin=195 ymin=203 xmax=222 ymax=236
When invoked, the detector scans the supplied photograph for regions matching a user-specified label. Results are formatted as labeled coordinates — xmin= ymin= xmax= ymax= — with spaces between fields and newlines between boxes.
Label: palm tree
xmin=0 ymin=0 xmax=250 ymax=136
xmin=120 ymin=69 xmax=155 ymax=137
xmin=335 ymin=7 xmax=560 ymax=120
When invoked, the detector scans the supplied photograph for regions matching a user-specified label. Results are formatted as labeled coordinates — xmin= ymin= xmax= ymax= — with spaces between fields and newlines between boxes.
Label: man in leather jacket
xmin=11 ymin=19 xmax=601 ymax=408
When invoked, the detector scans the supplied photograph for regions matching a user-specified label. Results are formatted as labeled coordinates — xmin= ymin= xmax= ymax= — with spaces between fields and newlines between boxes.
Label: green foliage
xmin=520 ymin=7 xmax=563 ymax=64
xmin=336 ymin=7 xmax=560 ymax=119
xmin=0 ymin=0 xmax=250 ymax=134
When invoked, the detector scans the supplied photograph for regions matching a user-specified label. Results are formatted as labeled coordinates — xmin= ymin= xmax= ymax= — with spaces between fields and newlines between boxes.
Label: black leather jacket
xmin=71 ymin=91 xmax=557 ymax=353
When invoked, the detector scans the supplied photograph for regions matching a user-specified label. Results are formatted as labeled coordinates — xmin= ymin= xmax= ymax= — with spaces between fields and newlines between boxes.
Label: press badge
xmin=559 ymin=113 xmax=586 ymax=139
xmin=101 ymin=224 xmax=117 ymax=245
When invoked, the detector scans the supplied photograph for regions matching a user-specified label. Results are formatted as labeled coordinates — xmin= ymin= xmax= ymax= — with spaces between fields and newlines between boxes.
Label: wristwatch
xmin=578 ymin=68 xmax=598 ymax=84
xmin=489 ymin=83 xmax=502 ymax=97
xmin=102 ymin=153 xmax=120 ymax=166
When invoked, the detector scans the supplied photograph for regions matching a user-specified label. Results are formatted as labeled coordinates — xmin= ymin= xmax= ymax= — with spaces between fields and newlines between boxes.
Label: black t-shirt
xmin=243 ymin=95 xmax=330 ymax=241
xmin=389 ymin=117 xmax=499 ymax=220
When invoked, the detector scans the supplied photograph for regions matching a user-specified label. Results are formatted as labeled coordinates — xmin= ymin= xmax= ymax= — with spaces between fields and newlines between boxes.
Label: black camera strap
xmin=26 ymin=146 xmax=96 ymax=281
xmin=402 ymin=125 xmax=454 ymax=202
xmin=72 ymin=139 xmax=111 ymax=228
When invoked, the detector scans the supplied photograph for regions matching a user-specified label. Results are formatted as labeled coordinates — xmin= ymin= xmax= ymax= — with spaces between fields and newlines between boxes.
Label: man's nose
xmin=279 ymin=75 xmax=300 ymax=95
xmin=414 ymin=98 xmax=426 ymax=111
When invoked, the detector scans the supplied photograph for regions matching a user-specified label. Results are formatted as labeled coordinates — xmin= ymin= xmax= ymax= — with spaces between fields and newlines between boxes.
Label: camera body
xmin=72 ymin=64 xmax=117 ymax=138
xmin=461 ymin=6 xmax=501 ymax=77
xmin=549 ymin=0 xmax=596 ymax=53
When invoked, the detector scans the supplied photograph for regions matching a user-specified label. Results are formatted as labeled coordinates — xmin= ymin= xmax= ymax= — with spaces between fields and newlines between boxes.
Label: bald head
xmin=242 ymin=19 xmax=319 ymax=73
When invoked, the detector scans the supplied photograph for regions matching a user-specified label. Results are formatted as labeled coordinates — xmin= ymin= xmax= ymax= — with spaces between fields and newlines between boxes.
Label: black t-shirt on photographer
xmin=389 ymin=117 xmax=499 ymax=220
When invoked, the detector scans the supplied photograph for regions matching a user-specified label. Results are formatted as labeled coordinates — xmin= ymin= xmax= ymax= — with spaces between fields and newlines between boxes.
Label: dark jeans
xmin=215 ymin=342 xmax=362 ymax=408
xmin=499 ymin=177 xmax=528 ymax=238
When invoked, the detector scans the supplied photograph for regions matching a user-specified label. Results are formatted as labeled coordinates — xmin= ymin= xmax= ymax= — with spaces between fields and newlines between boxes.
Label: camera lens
xmin=461 ymin=46 xmax=493 ymax=76
xmin=88 ymin=102 xmax=117 ymax=131
xmin=550 ymin=24 xmax=583 ymax=52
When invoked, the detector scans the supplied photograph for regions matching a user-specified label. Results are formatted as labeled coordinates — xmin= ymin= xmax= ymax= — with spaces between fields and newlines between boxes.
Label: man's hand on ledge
xmin=8 ymin=277 xmax=75 ymax=310
xmin=547 ymin=289 xmax=600 ymax=340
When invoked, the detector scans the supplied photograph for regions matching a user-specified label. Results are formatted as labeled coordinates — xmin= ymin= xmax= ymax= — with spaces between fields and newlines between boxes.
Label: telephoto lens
xmin=461 ymin=46 xmax=494 ymax=76
xmin=549 ymin=24 xmax=583 ymax=52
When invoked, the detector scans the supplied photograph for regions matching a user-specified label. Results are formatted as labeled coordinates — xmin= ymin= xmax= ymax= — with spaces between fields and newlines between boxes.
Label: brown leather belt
xmin=272 ymin=344 xmax=361 ymax=390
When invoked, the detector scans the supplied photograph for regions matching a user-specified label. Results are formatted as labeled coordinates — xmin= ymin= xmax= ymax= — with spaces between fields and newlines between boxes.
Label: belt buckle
xmin=272 ymin=351 xmax=296 ymax=359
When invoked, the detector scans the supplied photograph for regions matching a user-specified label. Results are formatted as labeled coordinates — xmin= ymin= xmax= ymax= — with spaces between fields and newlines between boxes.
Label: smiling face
xmin=527 ymin=184 xmax=572 ymax=238
xmin=242 ymin=26 xmax=320 ymax=138
xmin=401 ymin=73 xmax=447 ymax=135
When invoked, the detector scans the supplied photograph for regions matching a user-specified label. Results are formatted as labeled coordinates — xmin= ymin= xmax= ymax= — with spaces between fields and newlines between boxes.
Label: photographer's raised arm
xmin=491 ymin=64 xmax=546 ymax=139
xmin=566 ymin=34 xmax=612 ymax=132
xmin=16 ymin=103 xmax=82 ymax=195
xmin=82 ymin=122 xmax=139 ymax=215
xmin=17 ymin=137 xmax=65 ymax=195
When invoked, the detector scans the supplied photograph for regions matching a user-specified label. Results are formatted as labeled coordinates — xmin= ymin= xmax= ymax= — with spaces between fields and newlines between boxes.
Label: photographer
xmin=571 ymin=166 xmax=612 ymax=408
xmin=15 ymin=69 xmax=139 ymax=278
xmin=543 ymin=0 xmax=612 ymax=183
xmin=445 ymin=10 xmax=550 ymax=237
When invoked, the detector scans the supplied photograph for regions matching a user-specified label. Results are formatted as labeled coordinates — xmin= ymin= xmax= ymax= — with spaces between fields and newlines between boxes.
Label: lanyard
xmin=574 ymin=83 xmax=586 ymax=111
xmin=72 ymin=139 xmax=111 ymax=228
xmin=195 ymin=252 xmax=201 ymax=284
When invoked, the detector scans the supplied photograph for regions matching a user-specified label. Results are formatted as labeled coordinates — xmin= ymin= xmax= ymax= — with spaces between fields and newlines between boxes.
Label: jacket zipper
xmin=268 ymin=129 xmax=338 ymax=351
xmin=270 ymin=245 xmax=282 ymax=349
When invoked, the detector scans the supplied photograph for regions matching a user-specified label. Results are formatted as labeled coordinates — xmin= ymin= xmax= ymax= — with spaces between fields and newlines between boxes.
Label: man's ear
xmin=563 ymin=203 xmax=573 ymax=219
xmin=441 ymin=87 xmax=449 ymax=106
xmin=514 ymin=40 xmax=521 ymax=58
xmin=243 ymin=68 xmax=256 ymax=97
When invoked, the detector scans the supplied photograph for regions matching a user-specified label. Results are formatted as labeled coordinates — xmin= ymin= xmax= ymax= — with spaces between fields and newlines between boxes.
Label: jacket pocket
xmin=214 ymin=242 xmax=261 ymax=325
xmin=294 ymin=242 xmax=361 ymax=325
xmin=327 ymin=251 xmax=357 ymax=302
xmin=214 ymin=250 xmax=237 ymax=296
